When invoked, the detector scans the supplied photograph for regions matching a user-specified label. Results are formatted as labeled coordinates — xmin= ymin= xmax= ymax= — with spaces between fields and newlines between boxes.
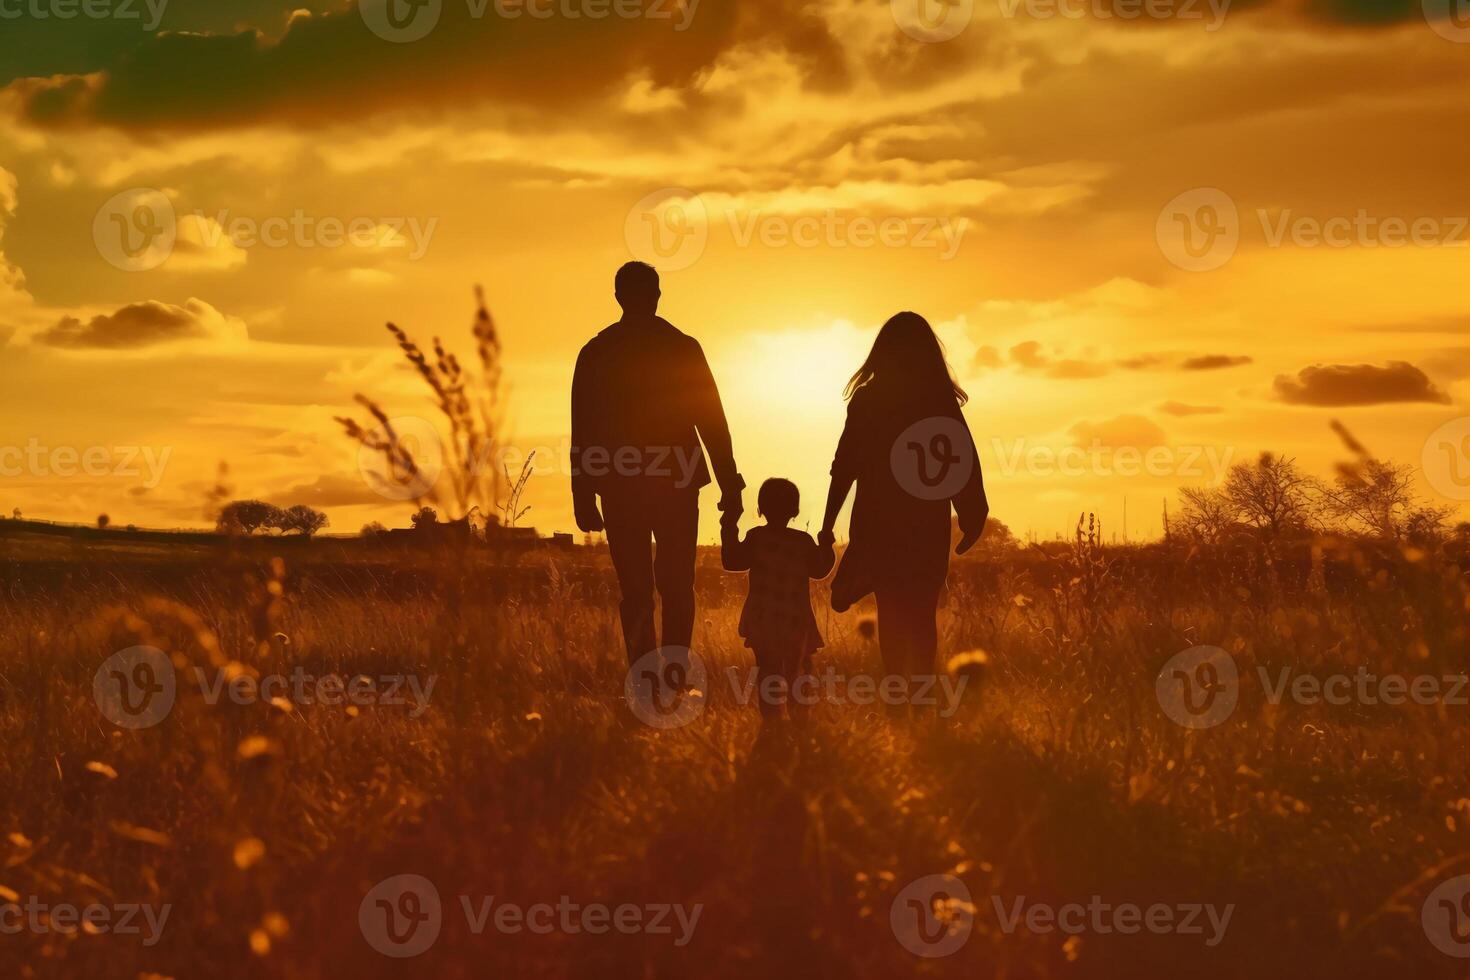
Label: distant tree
xmin=1175 ymin=486 xmax=1239 ymax=544
xmin=10 ymin=508 xmax=20 ymax=520
xmin=411 ymin=506 xmax=439 ymax=530
xmin=1321 ymin=457 xmax=1451 ymax=542
xmin=97 ymin=514 xmax=110 ymax=529
xmin=1222 ymin=453 xmax=1320 ymax=538
xmin=361 ymin=521 xmax=389 ymax=538
xmin=953 ymin=515 xmax=1017 ymax=556
xmin=280 ymin=504 xmax=330 ymax=537
xmin=217 ymin=500 xmax=284 ymax=535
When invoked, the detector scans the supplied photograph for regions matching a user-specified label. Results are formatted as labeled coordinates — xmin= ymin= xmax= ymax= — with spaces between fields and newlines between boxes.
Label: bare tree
xmin=1222 ymin=453 xmax=1320 ymax=538
xmin=1323 ymin=457 xmax=1450 ymax=541
xmin=1175 ymin=486 xmax=1239 ymax=544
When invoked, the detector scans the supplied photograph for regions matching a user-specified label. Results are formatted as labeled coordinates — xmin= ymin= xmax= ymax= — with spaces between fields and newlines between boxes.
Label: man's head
xmin=615 ymin=262 xmax=661 ymax=318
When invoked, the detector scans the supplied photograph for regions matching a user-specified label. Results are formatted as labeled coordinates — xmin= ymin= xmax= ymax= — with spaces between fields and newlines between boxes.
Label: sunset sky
xmin=1 ymin=0 xmax=1467 ymax=541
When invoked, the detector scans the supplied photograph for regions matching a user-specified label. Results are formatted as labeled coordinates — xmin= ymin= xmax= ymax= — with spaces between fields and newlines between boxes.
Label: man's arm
xmin=570 ymin=346 xmax=604 ymax=533
xmin=688 ymin=339 xmax=744 ymax=514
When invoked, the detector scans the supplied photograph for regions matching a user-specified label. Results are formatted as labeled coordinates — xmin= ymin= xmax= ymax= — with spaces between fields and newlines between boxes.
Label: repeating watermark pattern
xmin=625 ymin=647 xmax=708 ymax=729
xmin=1423 ymin=875 xmax=1470 ymax=957
xmin=995 ymin=0 xmax=1228 ymax=28
xmin=891 ymin=416 xmax=976 ymax=502
xmin=0 ymin=0 xmax=167 ymax=29
xmin=989 ymin=439 xmax=1235 ymax=482
xmin=360 ymin=875 xmax=443 ymax=958
xmin=1159 ymin=188 xmax=1470 ymax=272
xmin=625 ymin=189 xmax=970 ymax=272
xmin=622 ymin=650 xmax=972 ymax=729
xmin=991 ymin=895 xmax=1233 ymax=946
xmin=94 ymin=188 xmax=177 ymax=273
xmin=360 ymin=0 xmax=698 ymax=42
xmin=1260 ymin=667 xmax=1470 ymax=708
xmin=94 ymin=646 xmax=177 ymax=730
xmin=95 ymin=645 xmax=437 ymax=729
xmin=725 ymin=666 xmax=971 ymax=717
xmin=0 ymin=440 xmax=171 ymax=489
xmin=356 ymin=416 xmax=446 ymax=501
xmin=890 ymin=874 xmax=974 ymax=957
xmin=891 ymin=0 xmax=974 ymax=42
xmin=1423 ymin=0 xmax=1470 ymax=43
xmin=359 ymin=874 xmax=702 ymax=957
xmin=0 ymin=897 xmax=171 ymax=946
xmin=1422 ymin=417 xmax=1470 ymax=502
xmin=1156 ymin=645 xmax=1470 ymax=729
xmin=1155 ymin=645 xmax=1239 ymax=730
xmin=94 ymin=189 xmax=438 ymax=272
xmin=1156 ymin=188 xmax=1239 ymax=272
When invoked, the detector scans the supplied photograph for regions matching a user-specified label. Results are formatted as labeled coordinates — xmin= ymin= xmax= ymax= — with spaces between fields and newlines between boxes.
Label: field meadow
xmin=1 ymin=522 xmax=1467 ymax=979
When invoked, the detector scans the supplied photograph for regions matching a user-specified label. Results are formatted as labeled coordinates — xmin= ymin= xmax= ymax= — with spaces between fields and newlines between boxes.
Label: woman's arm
xmin=821 ymin=400 xmax=861 ymax=541
xmin=808 ymin=533 xmax=836 ymax=579
xmin=952 ymin=410 xmax=989 ymax=555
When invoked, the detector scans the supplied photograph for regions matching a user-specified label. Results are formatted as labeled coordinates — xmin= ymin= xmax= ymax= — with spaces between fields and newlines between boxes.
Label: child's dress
xmin=721 ymin=525 xmax=834 ymax=658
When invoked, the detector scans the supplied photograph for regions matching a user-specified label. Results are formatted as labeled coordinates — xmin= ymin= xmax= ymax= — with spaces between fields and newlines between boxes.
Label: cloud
xmin=1158 ymin=401 xmax=1223 ymax=417
xmin=974 ymin=341 xmax=1255 ymax=379
xmin=1273 ymin=361 xmax=1451 ymax=407
xmin=271 ymin=471 xmax=386 ymax=508
xmin=3 ymin=1 xmax=770 ymax=131
xmin=1180 ymin=355 xmax=1253 ymax=371
xmin=36 ymin=298 xmax=247 ymax=350
xmin=1069 ymin=414 xmax=1168 ymax=449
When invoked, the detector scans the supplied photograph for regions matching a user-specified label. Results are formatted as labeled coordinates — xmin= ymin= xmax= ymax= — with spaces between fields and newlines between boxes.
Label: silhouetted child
xmin=721 ymin=478 xmax=835 ymax=724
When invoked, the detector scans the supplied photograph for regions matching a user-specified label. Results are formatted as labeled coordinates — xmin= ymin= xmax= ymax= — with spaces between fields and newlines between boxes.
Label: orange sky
xmin=1 ymin=0 xmax=1468 ymax=541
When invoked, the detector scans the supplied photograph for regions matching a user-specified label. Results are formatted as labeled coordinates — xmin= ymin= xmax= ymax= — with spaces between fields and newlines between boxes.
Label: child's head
xmin=757 ymin=478 xmax=800 ymax=526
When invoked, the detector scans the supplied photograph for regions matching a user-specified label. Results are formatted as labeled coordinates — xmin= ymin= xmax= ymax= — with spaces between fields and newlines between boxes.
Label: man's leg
xmin=652 ymin=489 xmax=700 ymax=653
xmin=601 ymin=493 xmax=657 ymax=666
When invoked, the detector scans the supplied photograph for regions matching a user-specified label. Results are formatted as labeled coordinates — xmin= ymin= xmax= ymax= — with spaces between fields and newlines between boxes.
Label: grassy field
xmin=1 ymin=528 xmax=1467 ymax=978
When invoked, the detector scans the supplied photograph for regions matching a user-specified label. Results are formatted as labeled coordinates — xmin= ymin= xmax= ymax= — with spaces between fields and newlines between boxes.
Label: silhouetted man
xmin=571 ymin=262 xmax=744 ymax=666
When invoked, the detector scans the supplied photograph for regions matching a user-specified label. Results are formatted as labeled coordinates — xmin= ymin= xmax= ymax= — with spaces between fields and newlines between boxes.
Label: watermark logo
xmin=1424 ymin=875 xmax=1470 ymax=956
xmin=94 ymin=646 xmax=176 ymax=730
xmin=891 ymin=0 xmax=974 ymax=41
xmin=891 ymin=874 xmax=974 ymax=957
xmin=1423 ymin=0 xmax=1470 ymax=43
xmin=991 ymin=895 xmax=1232 ymax=946
xmin=360 ymin=0 xmax=443 ymax=41
xmin=1423 ymin=417 xmax=1470 ymax=502
xmin=625 ymin=188 xmax=709 ymax=272
xmin=891 ymin=416 xmax=975 ymax=501
xmin=361 ymin=874 xmax=443 ymax=957
xmin=1156 ymin=645 xmax=1238 ymax=729
xmin=1157 ymin=188 xmax=1239 ymax=272
xmin=93 ymin=188 xmax=176 ymax=273
xmin=624 ymin=646 xmax=707 ymax=729
xmin=356 ymin=416 xmax=445 ymax=501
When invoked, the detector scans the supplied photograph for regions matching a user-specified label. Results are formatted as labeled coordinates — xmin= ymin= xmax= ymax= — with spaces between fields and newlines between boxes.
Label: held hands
xmin=717 ymin=482 xmax=744 ymax=524
xmin=817 ymin=528 xmax=837 ymax=549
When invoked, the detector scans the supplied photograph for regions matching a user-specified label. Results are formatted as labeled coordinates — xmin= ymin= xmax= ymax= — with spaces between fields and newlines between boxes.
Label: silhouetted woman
xmin=818 ymin=313 xmax=988 ymax=696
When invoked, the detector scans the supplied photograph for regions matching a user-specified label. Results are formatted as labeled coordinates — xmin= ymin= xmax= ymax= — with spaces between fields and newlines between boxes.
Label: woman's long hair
xmin=844 ymin=312 xmax=968 ymax=406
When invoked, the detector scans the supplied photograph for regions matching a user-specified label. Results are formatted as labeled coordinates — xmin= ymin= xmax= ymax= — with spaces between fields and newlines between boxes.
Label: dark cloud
xmin=1273 ymin=361 xmax=1451 ymax=407
xmin=5 ymin=0 xmax=831 ymax=131
xmin=976 ymin=342 xmax=1256 ymax=379
xmin=272 ymin=472 xmax=385 ymax=508
xmin=1180 ymin=354 xmax=1253 ymax=371
xmin=1158 ymin=401 xmax=1223 ymax=416
xmin=38 ymin=301 xmax=210 ymax=349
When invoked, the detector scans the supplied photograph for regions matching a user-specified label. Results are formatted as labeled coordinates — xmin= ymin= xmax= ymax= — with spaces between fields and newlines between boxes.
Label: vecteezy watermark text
xmin=360 ymin=0 xmax=699 ymax=43
xmin=94 ymin=646 xmax=437 ymax=729
xmin=0 ymin=0 xmax=166 ymax=29
xmin=359 ymin=874 xmax=701 ymax=957
xmin=0 ymin=896 xmax=170 ymax=947
xmin=0 ymin=440 xmax=171 ymax=489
